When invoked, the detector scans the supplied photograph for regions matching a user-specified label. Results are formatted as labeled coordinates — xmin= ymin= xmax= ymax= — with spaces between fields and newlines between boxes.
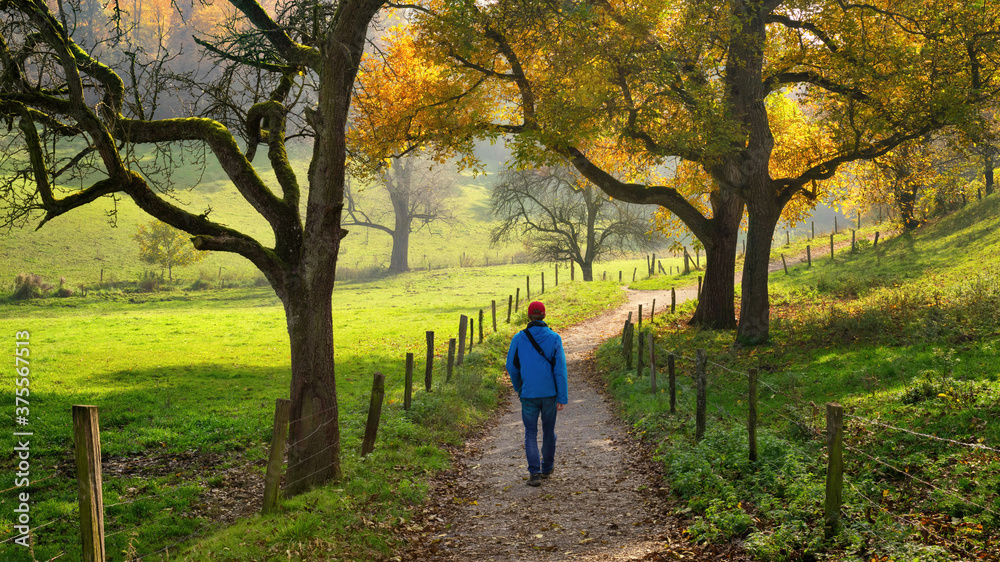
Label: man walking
xmin=506 ymin=301 xmax=568 ymax=486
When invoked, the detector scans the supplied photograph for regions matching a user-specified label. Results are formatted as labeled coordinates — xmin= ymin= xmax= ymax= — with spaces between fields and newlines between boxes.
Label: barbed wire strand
xmin=846 ymin=414 xmax=1000 ymax=454
xmin=653 ymin=343 xmax=789 ymax=398
xmin=844 ymin=444 xmax=1000 ymax=519
xmin=0 ymin=470 xmax=62 ymax=495
xmin=845 ymin=476 xmax=977 ymax=558
xmin=0 ymin=511 xmax=75 ymax=544
xmin=105 ymin=505 xmax=196 ymax=541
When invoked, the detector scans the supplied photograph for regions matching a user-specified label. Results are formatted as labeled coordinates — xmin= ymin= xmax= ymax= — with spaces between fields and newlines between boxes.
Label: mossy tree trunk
xmin=2 ymin=0 xmax=386 ymax=495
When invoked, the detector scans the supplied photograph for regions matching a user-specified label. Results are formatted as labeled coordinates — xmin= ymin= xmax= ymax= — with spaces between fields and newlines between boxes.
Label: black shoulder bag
xmin=522 ymin=328 xmax=559 ymax=391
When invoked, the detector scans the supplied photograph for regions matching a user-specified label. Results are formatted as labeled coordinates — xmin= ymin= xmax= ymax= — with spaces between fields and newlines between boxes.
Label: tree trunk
xmin=283 ymin=284 xmax=341 ymax=496
xmin=689 ymin=193 xmax=742 ymax=329
xmin=580 ymin=260 xmax=593 ymax=281
xmin=895 ymin=180 xmax=919 ymax=231
xmin=737 ymin=202 xmax=781 ymax=345
xmin=388 ymin=182 xmax=410 ymax=273
xmin=279 ymin=2 xmax=381 ymax=494
xmin=985 ymin=150 xmax=995 ymax=196
xmin=389 ymin=228 xmax=409 ymax=272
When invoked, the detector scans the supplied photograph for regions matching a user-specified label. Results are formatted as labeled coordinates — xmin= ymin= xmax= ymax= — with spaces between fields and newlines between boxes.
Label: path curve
xmin=402 ymin=234 xmax=888 ymax=560
xmin=404 ymin=287 xmax=694 ymax=561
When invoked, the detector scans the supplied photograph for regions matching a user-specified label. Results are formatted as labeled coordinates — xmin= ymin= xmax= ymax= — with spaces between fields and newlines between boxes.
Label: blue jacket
xmin=506 ymin=321 xmax=568 ymax=404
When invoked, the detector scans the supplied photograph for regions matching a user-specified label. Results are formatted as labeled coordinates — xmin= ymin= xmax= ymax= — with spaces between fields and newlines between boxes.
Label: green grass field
xmin=0 ymin=261 xmax=627 ymax=560
xmin=0 ymin=144 xmax=670 ymax=289
xmin=596 ymin=194 xmax=1000 ymax=561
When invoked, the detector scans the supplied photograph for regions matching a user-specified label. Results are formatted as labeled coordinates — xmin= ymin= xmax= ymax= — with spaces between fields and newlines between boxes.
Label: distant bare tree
xmin=490 ymin=167 xmax=655 ymax=281
xmin=344 ymin=154 xmax=457 ymax=272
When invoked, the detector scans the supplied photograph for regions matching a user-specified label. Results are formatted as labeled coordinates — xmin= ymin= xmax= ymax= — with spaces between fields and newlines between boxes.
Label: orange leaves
xmin=349 ymin=14 xmax=499 ymax=176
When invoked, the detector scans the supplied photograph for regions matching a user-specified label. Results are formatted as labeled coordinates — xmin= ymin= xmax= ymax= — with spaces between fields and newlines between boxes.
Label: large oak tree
xmin=0 ymin=0 xmax=385 ymax=494
xmin=343 ymin=153 xmax=457 ymax=272
xmin=370 ymin=0 xmax=1000 ymax=343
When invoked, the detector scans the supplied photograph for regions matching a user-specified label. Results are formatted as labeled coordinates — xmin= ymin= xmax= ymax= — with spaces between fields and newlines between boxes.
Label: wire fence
xmin=617 ymin=304 xmax=998 ymax=558
xmin=2 ymin=277 xmax=536 ymax=559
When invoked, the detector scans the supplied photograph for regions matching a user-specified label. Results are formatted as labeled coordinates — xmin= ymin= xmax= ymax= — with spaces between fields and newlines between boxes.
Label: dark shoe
xmin=540 ymin=470 xmax=553 ymax=479
xmin=527 ymin=473 xmax=542 ymax=487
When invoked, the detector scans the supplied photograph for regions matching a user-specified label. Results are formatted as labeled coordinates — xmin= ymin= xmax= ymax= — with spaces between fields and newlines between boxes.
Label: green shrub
xmin=187 ymin=279 xmax=213 ymax=291
xmin=12 ymin=272 xmax=53 ymax=300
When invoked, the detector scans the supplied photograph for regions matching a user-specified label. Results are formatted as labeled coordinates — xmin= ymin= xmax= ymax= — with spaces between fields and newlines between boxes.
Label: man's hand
xmin=557 ymin=403 xmax=565 ymax=411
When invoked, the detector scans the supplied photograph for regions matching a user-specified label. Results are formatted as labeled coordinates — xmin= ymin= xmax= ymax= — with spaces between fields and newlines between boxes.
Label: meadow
xmin=596 ymin=194 xmax=1000 ymax=561
xmin=0 ymin=257 xmax=645 ymax=560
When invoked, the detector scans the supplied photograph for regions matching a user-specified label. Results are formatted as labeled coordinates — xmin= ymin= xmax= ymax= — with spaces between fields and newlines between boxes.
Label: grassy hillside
xmin=0 ymin=147 xmax=537 ymax=288
xmin=0 ymin=262 xmax=627 ymax=560
xmin=597 ymin=194 xmax=1000 ymax=561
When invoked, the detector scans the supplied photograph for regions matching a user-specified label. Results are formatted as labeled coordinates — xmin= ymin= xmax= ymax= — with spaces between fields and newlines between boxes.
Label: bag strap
xmin=522 ymin=328 xmax=555 ymax=367
xmin=522 ymin=328 xmax=559 ymax=392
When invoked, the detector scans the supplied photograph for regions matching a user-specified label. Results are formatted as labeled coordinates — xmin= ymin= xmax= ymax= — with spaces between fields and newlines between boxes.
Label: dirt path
xmin=402 ymin=287 xmax=695 ymax=561
xmin=401 ymin=233 xmax=886 ymax=560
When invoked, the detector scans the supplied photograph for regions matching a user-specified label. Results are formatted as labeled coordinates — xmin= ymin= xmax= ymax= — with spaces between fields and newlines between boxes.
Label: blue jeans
xmin=520 ymin=396 xmax=558 ymax=475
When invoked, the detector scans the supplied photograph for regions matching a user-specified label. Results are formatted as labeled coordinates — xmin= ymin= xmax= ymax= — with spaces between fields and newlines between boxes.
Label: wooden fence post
xmin=526 ymin=275 xmax=530 ymax=300
xmin=361 ymin=372 xmax=385 ymax=456
xmin=621 ymin=310 xmax=633 ymax=346
xmin=671 ymin=287 xmax=676 ymax=313
xmin=457 ymin=315 xmax=468 ymax=365
xmin=811 ymin=220 xmax=815 ymax=240
xmin=74 ymin=405 xmax=105 ymax=562
xmin=404 ymin=353 xmax=414 ymax=410
xmin=555 ymin=263 xmax=559 ymax=286
xmin=446 ymin=338 xmax=456 ymax=383
xmin=830 ymin=233 xmax=835 ymax=261
xmin=507 ymin=295 xmax=513 ymax=323
xmin=873 ymin=231 xmax=880 ymax=249
xmin=262 ymin=398 xmax=291 ymax=514
xmin=825 ymin=403 xmax=845 ymax=539
xmin=807 ymin=245 xmax=812 ymax=267
xmin=469 ymin=318 xmax=474 ymax=352
xmin=478 ymin=309 xmax=484 ymax=343
xmin=857 ymin=213 xmax=861 ymax=229
xmin=748 ymin=369 xmax=758 ymax=463
xmin=492 ymin=300 xmax=497 ymax=332
xmin=638 ymin=304 xmax=643 ymax=332
xmin=786 ymin=230 xmax=790 ymax=246
xmin=636 ymin=328 xmax=644 ymax=378
xmin=648 ymin=332 xmax=657 ymax=393
xmin=668 ymin=354 xmax=676 ymax=414
xmin=425 ymin=331 xmax=434 ymax=392
xmin=624 ymin=323 xmax=634 ymax=369
xmin=515 ymin=288 xmax=520 ymax=312
xmin=619 ymin=270 xmax=622 ymax=282
xmin=632 ymin=267 xmax=637 ymax=281
xmin=651 ymin=299 xmax=656 ymax=321
xmin=695 ymin=350 xmax=707 ymax=443
xmin=541 ymin=271 xmax=545 ymax=294
xmin=658 ymin=260 xmax=666 ymax=274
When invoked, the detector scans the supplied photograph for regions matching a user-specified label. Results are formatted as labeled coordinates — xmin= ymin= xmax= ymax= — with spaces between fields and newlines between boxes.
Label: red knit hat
xmin=528 ymin=301 xmax=545 ymax=315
